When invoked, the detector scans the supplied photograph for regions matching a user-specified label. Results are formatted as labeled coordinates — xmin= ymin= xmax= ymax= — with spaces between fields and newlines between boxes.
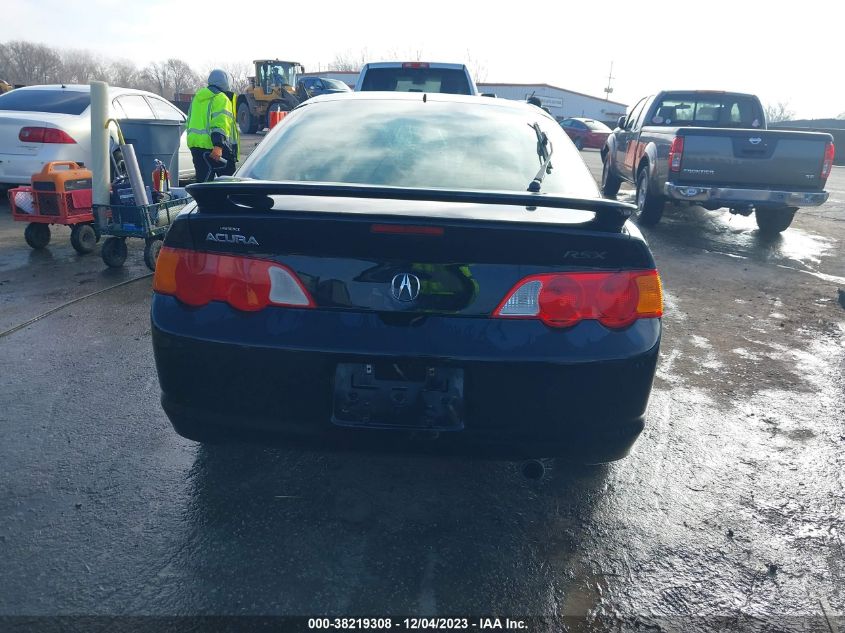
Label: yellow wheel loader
xmin=236 ymin=60 xmax=305 ymax=134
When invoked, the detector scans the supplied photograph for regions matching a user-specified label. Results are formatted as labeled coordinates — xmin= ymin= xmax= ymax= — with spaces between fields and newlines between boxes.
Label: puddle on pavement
xmin=642 ymin=205 xmax=840 ymax=276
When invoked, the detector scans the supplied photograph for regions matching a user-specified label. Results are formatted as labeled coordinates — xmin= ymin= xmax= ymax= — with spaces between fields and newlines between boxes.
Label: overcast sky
xmin=6 ymin=0 xmax=842 ymax=119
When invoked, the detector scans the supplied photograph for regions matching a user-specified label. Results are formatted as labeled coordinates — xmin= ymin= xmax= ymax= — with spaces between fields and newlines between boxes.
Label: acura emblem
xmin=749 ymin=137 xmax=762 ymax=145
xmin=390 ymin=273 xmax=421 ymax=302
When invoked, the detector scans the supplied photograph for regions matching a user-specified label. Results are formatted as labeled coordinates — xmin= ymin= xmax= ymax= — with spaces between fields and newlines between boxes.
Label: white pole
xmin=89 ymin=81 xmax=110 ymax=207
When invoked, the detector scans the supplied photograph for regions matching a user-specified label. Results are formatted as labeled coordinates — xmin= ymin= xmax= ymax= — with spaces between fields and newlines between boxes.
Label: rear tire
xmin=70 ymin=223 xmax=97 ymax=254
xmin=755 ymin=207 xmax=797 ymax=234
xmin=143 ymin=237 xmax=163 ymax=271
xmin=101 ymin=237 xmax=127 ymax=268
xmin=601 ymin=154 xmax=622 ymax=198
xmin=24 ymin=223 xmax=51 ymax=249
xmin=237 ymin=101 xmax=257 ymax=134
xmin=634 ymin=167 xmax=664 ymax=226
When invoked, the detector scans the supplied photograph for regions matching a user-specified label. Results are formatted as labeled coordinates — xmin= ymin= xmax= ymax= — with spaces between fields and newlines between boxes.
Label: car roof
xmin=659 ymin=89 xmax=758 ymax=99
xmin=10 ymin=84 xmax=169 ymax=99
xmin=361 ymin=62 xmax=469 ymax=70
xmin=302 ymin=90 xmax=552 ymax=116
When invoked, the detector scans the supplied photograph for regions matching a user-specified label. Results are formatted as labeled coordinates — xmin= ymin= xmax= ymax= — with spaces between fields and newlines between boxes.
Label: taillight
xmin=153 ymin=247 xmax=314 ymax=312
xmin=493 ymin=270 xmax=663 ymax=329
xmin=821 ymin=142 xmax=835 ymax=181
xmin=668 ymin=136 xmax=684 ymax=172
xmin=402 ymin=62 xmax=430 ymax=69
xmin=19 ymin=126 xmax=76 ymax=144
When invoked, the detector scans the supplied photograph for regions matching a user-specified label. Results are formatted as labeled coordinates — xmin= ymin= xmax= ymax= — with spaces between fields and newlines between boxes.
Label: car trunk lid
xmin=177 ymin=182 xmax=651 ymax=317
xmin=673 ymin=128 xmax=833 ymax=191
xmin=0 ymin=111 xmax=83 ymax=157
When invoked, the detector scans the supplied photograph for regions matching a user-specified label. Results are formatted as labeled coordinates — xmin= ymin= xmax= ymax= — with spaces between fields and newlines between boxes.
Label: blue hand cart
xmin=93 ymin=196 xmax=189 ymax=270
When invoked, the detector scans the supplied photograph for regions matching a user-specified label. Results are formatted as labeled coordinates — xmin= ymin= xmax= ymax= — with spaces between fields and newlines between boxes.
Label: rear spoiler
xmin=186 ymin=180 xmax=635 ymax=231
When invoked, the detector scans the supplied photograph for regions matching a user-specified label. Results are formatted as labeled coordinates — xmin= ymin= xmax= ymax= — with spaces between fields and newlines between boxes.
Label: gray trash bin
xmin=118 ymin=119 xmax=182 ymax=190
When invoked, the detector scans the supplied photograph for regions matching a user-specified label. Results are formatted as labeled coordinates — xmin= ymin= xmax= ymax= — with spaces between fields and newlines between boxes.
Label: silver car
xmin=0 ymin=84 xmax=192 ymax=187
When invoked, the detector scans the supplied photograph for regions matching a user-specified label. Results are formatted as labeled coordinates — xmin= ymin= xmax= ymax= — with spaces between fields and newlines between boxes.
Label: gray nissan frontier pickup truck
xmin=601 ymin=90 xmax=834 ymax=233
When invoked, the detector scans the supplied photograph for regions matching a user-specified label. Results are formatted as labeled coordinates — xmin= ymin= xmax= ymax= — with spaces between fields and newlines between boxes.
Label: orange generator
xmin=30 ymin=161 xmax=94 ymax=217
xmin=8 ymin=161 xmax=98 ymax=253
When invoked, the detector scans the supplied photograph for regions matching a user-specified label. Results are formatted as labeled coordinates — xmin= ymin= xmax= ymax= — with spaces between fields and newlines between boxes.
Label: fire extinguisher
xmin=152 ymin=159 xmax=170 ymax=193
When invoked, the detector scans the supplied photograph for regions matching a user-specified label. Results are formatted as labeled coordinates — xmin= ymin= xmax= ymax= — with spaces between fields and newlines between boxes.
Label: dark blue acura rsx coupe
xmin=151 ymin=92 xmax=662 ymax=462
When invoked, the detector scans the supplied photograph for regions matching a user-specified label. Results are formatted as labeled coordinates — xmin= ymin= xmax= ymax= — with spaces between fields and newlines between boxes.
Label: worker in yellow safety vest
xmin=186 ymin=69 xmax=240 ymax=182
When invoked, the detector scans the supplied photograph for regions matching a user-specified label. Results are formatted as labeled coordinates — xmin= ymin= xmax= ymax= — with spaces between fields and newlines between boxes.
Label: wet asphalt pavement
xmin=0 ymin=143 xmax=843 ymax=631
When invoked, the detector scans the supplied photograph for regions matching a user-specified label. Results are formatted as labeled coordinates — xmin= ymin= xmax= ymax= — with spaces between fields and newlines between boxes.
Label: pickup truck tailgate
xmin=676 ymin=129 xmax=832 ymax=191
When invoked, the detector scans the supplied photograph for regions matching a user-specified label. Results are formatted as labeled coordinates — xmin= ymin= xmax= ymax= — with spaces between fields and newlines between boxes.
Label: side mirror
xmin=617 ymin=116 xmax=626 ymax=129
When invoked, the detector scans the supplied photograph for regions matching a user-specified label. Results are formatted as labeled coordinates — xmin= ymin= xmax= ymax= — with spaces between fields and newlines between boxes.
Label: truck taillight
xmin=402 ymin=62 xmax=430 ymax=69
xmin=668 ymin=137 xmax=684 ymax=172
xmin=153 ymin=247 xmax=315 ymax=312
xmin=493 ymin=270 xmax=663 ymax=329
xmin=821 ymin=142 xmax=835 ymax=181
xmin=19 ymin=127 xmax=76 ymax=144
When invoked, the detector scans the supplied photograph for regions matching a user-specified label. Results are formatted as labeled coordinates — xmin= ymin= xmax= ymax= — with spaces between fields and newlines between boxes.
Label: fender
xmin=637 ymin=142 xmax=659 ymax=177
xmin=241 ymin=92 xmax=258 ymax=111
xmin=602 ymin=135 xmax=619 ymax=186
xmin=632 ymin=138 xmax=670 ymax=207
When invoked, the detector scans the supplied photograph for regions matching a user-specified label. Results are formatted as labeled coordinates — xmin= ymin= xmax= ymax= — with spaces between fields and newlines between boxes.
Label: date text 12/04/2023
xmin=307 ymin=617 xmax=528 ymax=630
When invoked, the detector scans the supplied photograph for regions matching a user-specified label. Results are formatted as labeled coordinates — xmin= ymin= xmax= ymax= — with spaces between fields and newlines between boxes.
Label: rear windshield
xmin=359 ymin=68 xmax=473 ymax=95
xmin=584 ymin=120 xmax=611 ymax=132
xmin=240 ymin=99 xmax=597 ymax=197
xmin=323 ymin=78 xmax=350 ymax=91
xmin=649 ymin=93 xmax=763 ymax=128
xmin=0 ymin=89 xmax=91 ymax=115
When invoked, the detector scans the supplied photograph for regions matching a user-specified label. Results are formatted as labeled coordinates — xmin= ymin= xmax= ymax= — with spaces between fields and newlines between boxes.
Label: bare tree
xmin=166 ymin=58 xmax=200 ymax=98
xmin=465 ymin=50 xmax=488 ymax=84
xmin=0 ymin=40 xmax=62 ymax=84
xmin=60 ymin=49 xmax=105 ymax=84
xmin=765 ymin=101 xmax=795 ymax=124
xmin=382 ymin=47 xmax=425 ymax=62
xmin=328 ymin=49 xmax=368 ymax=73
xmin=106 ymin=59 xmax=141 ymax=88
xmin=0 ymin=39 xmax=210 ymax=99
xmin=142 ymin=61 xmax=170 ymax=96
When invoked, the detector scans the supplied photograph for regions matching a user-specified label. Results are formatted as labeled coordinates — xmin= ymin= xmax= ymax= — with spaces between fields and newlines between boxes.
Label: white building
xmin=478 ymin=83 xmax=627 ymax=124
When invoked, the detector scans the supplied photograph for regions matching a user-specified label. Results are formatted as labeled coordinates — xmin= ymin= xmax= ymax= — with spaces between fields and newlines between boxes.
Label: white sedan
xmin=0 ymin=84 xmax=193 ymax=188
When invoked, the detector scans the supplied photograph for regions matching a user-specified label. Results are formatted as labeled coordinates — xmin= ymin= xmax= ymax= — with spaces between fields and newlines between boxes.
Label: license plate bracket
xmin=332 ymin=362 xmax=464 ymax=431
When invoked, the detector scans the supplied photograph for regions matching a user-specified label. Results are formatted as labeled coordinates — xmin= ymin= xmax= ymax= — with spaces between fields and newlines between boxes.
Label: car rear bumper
xmin=0 ymin=149 xmax=82 ymax=185
xmin=151 ymin=296 xmax=660 ymax=461
xmin=664 ymin=183 xmax=829 ymax=208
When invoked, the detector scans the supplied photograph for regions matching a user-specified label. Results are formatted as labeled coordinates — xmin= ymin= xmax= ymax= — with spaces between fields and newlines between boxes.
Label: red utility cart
xmin=7 ymin=161 xmax=99 ymax=254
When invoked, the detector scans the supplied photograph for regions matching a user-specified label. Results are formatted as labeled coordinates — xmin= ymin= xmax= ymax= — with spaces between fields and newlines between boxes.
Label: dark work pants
xmin=190 ymin=147 xmax=236 ymax=182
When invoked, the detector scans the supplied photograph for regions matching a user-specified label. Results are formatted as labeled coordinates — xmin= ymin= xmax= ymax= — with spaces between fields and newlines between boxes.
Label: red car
xmin=559 ymin=117 xmax=612 ymax=150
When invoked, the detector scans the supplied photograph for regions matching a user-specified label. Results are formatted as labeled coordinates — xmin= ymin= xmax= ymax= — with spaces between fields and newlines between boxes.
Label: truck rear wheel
xmin=634 ymin=168 xmax=664 ymax=226
xmin=755 ymin=207 xmax=797 ymax=234
xmin=237 ymin=101 xmax=257 ymax=134
xmin=601 ymin=154 xmax=622 ymax=198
